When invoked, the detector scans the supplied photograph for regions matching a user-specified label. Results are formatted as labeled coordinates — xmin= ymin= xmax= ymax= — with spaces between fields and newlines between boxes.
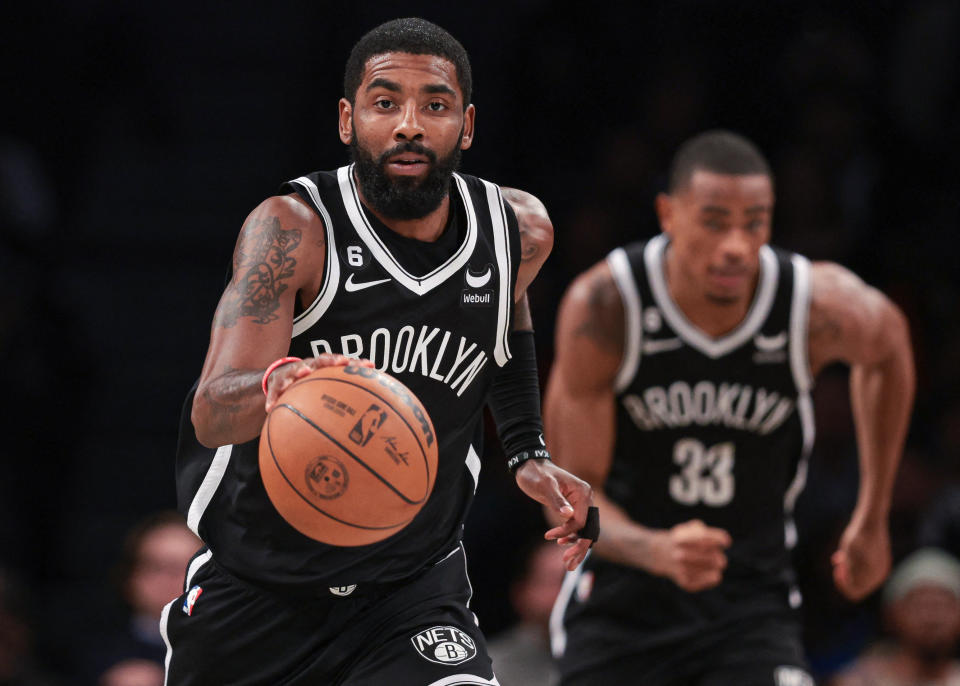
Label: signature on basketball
xmin=381 ymin=435 xmax=411 ymax=467
xmin=343 ymin=366 xmax=435 ymax=447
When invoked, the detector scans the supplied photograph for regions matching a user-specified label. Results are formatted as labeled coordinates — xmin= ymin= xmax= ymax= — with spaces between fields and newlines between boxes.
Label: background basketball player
xmin=545 ymin=130 xmax=915 ymax=686
xmin=166 ymin=18 xmax=593 ymax=685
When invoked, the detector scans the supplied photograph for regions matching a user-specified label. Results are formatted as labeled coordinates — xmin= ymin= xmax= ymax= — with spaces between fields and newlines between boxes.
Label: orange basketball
xmin=258 ymin=364 xmax=438 ymax=546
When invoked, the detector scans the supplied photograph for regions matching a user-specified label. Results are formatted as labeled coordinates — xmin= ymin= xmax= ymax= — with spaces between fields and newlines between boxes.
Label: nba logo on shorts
xmin=411 ymin=626 xmax=478 ymax=665
xmin=182 ymin=585 xmax=203 ymax=616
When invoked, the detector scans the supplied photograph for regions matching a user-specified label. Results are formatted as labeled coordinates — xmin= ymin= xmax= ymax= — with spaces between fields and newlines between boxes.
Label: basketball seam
xmin=277 ymin=402 xmax=425 ymax=505
xmin=264 ymin=412 xmax=415 ymax=531
xmin=287 ymin=376 xmax=434 ymax=496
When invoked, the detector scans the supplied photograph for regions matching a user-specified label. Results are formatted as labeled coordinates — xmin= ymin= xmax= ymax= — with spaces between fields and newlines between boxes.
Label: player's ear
xmin=655 ymin=192 xmax=673 ymax=236
xmin=459 ymin=104 xmax=476 ymax=150
xmin=339 ymin=99 xmax=353 ymax=145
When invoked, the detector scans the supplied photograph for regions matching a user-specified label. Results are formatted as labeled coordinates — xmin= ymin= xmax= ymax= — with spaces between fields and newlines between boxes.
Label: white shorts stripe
xmin=160 ymin=599 xmax=174 ymax=686
xmin=185 ymin=549 xmax=213 ymax=591
xmin=549 ymin=553 xmax=587 ymax=657
xmin=425 ymin=675 xmax=501 ymax=686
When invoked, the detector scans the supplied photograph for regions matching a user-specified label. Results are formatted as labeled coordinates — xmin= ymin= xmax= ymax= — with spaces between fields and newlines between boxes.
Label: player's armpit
xmin=501 ymin=187 xmax=553 ymax=301
xmin=192 ymin=194 xmax=326 ymax=448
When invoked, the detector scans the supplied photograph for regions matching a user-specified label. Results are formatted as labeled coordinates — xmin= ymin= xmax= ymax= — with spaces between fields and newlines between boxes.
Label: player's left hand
xmin=831 ymin=516 xmax=891 ymax=601
xmin=515 ymin=459 xmax=595 ymax=571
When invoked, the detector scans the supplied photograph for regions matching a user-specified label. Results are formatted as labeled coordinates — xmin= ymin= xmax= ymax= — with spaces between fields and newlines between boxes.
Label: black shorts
xmin=161 ymin=546 xmax=499 ymax=686
xmin=558 ymin=614 xmax=812 ymax=686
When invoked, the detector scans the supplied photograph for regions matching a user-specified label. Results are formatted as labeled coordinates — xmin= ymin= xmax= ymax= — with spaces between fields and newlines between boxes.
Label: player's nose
xmin=720 ymin=227 xmax=752 ymax=262
xmin=394 ymin=102 xmax=425 ymax=141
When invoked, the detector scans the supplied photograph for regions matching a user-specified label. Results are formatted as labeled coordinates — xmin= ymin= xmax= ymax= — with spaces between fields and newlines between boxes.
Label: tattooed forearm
xmin=217 ymin=216 xmax=302 ymax=327
xmin=572 ymin=272 xmax=624 ymax=354
xmin=199 ymin=367 xmax=266 ymax=437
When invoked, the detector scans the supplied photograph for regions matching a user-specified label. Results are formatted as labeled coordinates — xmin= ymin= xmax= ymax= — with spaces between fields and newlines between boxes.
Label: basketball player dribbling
xmin=545 ymin=131 xmax=915 ymax=686
xmin=166 ymin=18 xmax=595 ymax=686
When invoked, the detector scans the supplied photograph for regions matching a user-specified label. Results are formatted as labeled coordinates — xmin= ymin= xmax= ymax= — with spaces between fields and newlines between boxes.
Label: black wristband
xmin=578 ymin=506 xmax=600 ymax=545
xmin=507 ymin=448 xmax=552 ymax=474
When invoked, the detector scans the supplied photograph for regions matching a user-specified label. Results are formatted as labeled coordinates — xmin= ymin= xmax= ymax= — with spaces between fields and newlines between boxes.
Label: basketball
xmin=258 ymin=364 xmax=438 ymax=546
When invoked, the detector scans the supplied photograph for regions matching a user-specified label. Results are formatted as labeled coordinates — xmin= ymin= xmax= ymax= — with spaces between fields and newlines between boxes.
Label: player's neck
xmin=664 ymin=249 xmax=756 ymax=338
xmin=358 ymin=191 xmax=452 ymax=243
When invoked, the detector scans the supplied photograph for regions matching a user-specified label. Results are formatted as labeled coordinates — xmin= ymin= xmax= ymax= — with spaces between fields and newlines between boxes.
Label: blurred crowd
xmin=1 ymin=1 xmax=957 ymax=684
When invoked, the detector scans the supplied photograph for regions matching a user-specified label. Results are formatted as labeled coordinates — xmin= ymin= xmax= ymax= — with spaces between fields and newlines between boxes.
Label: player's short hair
xmin=669 ymin=130 xmax=773 ymax=193
xmin=344 ymin=18 xmax=472 ymax=109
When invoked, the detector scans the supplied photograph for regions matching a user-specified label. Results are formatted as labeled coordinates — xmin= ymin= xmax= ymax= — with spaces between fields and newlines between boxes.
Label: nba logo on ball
xmin=411 ymin=626 xmax=477 ymax=665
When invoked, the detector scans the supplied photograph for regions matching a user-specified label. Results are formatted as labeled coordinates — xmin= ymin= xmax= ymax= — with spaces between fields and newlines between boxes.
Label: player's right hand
xmin=647 ymin=519 xmax=732 ymax=592
xmin=264 ymin=355 xmax=373 ymax=412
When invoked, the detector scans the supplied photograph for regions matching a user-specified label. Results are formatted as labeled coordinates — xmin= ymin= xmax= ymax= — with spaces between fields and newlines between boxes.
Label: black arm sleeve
xmin=488 ymin=330 xmax=552 ymax=472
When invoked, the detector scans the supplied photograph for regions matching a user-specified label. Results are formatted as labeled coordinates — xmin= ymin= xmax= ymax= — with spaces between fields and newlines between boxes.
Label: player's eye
xmin=427 ymin=101 xmax=447 ymax=112
xmin=704 ymin=220 xmax=726 ymax=232
xmin=374 ymin=98 xmax=395 ymax=109
xmin=746 ymin=220 xmax=764 ymax=232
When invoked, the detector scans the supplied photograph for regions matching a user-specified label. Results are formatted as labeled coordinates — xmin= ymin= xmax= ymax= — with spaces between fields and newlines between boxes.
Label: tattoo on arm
xmin=201 ymin=366 xmax=263 ymax=435
xmin=572 ymin=273 xmax=624 ymax=354
xmin=218 ymin=217 xmax=302 ymax=327
xmin=809 ymin=306 xmax=843 ymax=345
xmin=518 ymin=215 xmax=539 ymax=263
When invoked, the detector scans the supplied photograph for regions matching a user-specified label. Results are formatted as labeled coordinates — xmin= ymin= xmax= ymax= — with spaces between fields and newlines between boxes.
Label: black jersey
xmin=176 ymin=165 xmax=520 ymax=591
xmin=553 ymin=234 xmax=814 ymax=664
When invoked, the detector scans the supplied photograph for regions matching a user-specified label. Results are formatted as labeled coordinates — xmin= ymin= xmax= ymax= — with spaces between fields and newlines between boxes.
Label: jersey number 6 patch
xmin=669 ymin=439 xmax=735 ymax=507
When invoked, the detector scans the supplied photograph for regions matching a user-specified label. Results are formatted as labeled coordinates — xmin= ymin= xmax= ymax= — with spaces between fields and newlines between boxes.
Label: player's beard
xmin=350 ymin=130 xmax=462 ymax=220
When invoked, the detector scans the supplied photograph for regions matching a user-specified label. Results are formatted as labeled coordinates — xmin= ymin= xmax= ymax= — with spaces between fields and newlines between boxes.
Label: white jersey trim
xmin=338 ymin=165 xmax=478 ymax=296
xmin=784 ymin=255 xmax=815 ymax=546
xmin=785 ymin=394 xmax=815 ymax=513
xmin=481 ymin=180 xmax=514 ymax=367
xmin=789 ymin=254 xmax=814 ymax=394
xmin=465 ymin=444 xmax=481 ymax=492
xmin=645 ymin=233 xmax=780 ymax=359
xmin=186 ymin=444 xmax=233 ymax=536
xmin=290 ymin=176 xmax=341 ymax=337
xmin=607 ymin=247 xmax=643 ymax=394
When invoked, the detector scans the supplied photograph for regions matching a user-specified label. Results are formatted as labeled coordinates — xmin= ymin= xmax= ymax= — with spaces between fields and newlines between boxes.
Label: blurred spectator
xmin=830 ymin=548 xmax=960 ymax=686
xmin=97 ymin=660 xmax=163 ymax=686
xmin=82 ymin=513 xmax=199 ymax=684
xmin=0 ymin=567 xmax=61 ymax=686
xmin=488 ymin=541 xmax=566 ymax=686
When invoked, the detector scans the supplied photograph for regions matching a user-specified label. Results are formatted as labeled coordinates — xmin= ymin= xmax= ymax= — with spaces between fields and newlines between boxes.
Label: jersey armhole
xmin=289 ymin=176 xmax=340 ymax=338
xmin=606 ymin=247 xmax=643 ymax=394
xmin=788 ymin=254 xmax=813 ymax=394
xmin=483 ymin=181 xmax=516 ymax=367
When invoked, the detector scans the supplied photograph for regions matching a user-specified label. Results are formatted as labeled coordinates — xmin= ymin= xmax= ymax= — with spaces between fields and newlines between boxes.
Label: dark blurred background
xmin=1 ymin=1 xmax=957 ymax=683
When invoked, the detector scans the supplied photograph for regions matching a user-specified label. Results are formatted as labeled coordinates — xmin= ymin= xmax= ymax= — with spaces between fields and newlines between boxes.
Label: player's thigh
xmin=164 ymin=558 xmax=341 ymax=686
xmin=697 ymin=663 xmax=814 ymax=686
xmin=343 ymin=607 xmax=497 ymax=686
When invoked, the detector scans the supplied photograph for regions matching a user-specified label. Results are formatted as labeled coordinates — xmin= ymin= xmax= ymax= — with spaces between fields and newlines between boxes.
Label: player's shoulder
xmin=564 ymin=254 xmax=621 ymax=312
xmin=242 ymin=193 xmax=325 ymax=239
